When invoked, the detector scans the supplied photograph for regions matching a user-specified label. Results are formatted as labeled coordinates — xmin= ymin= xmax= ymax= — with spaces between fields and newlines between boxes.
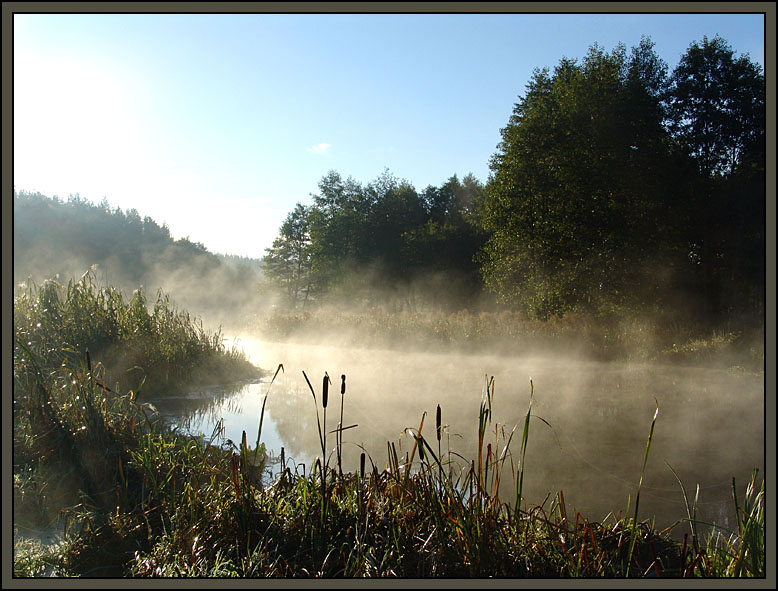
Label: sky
xmin=13 ymin=9 xmax=767 ymax=259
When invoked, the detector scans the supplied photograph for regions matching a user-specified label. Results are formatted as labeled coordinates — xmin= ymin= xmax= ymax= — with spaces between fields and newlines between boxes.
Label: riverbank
xmin=12 ymin=277 xmax=765 ymax=578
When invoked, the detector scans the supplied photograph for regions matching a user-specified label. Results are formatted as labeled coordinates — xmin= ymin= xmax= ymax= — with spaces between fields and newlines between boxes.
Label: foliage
xmin=477 ymin=35 xmax=764 ymax=327
xmin=665 ymin=35 xmax=765 ymax=177
xmin=663 ymin=36 xmax=765 ymax=323
xmin=480 ymin=39 xmax=689 ymax=319
xmin=262 ymin=169 xmax=487 ymax=311
xmin=263 ymin=203 xmax=315 ymax=309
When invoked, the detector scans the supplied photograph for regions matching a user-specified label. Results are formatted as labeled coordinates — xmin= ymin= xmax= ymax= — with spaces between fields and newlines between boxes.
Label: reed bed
xmin=14 ymin=270 xmax=263 ymax=398
xmin=13 ymin=277 xmax=765 ymax=578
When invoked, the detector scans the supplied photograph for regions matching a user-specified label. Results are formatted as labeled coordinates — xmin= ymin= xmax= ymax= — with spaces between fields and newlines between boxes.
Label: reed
xmin=729 ymin=470 xmax=765 ymax=577
xmin=515 ymin=377 xmax=534 ymax=517
xmin=625 ymin=397 xmax=659 ymax=577
xmin=254 ymin=363 xmax=284 ymax=467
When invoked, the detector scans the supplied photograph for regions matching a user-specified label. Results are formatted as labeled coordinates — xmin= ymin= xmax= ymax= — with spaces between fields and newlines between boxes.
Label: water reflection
xmin=160 ymin=337 xmax=764 ymax=538
xmin=148 ymin=380 xmax=316 ymax=474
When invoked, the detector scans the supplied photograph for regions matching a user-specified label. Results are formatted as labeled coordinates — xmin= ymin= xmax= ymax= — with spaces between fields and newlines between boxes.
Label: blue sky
xmin=13 ymin=10 xmax=766 ymax=258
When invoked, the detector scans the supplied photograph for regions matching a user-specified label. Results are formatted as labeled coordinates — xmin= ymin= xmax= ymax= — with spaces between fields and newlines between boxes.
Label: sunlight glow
xmin=14 ymin=53 xmax=145 ymax=198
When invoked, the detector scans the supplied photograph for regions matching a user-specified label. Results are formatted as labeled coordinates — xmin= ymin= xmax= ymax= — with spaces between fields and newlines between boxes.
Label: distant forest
xmin=13 ymin=191 xmax=265 ymax=326
xmin=14 ymin=35 xmax=765 ymax=331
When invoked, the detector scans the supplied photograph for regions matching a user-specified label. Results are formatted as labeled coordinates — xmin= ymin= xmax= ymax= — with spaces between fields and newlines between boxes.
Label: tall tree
xmin=665 ymin=36 xmax=765 ymax=322
xmin=365 ymin=174 xmax=426 ymax=277
xmin=307 ymin=171 xmax=372 ymax=288
xmin=480 ymin=40 xmax=681 ymax=319
xmin=665 ymin=35 xmax=765 ymax=177
xmin=263 ymin=203 xmax=314 ymax=309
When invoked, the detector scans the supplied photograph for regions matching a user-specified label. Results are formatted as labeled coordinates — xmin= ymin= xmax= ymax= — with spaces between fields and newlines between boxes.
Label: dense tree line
xmin=265 ymin=35 xmax=765 ymax=327
xmin=481 ymin=35 xmax=764 ymax=324
xmin=263 ymin=170 xmax=487 ymax=311
xmin=13 ymin=191 xmax=264 ymax=325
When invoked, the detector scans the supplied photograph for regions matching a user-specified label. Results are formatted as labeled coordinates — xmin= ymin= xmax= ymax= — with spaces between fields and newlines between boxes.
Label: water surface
xmin=157 ymin=337 xmax=765 ymax=536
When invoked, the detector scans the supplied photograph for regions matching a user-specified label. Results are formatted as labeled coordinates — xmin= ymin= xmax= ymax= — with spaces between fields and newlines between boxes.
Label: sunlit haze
xmin=13 ymin=10 xmax=766 ymax=259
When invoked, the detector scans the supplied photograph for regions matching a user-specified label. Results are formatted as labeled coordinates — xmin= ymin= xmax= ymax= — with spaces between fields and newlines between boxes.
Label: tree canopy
xmin=477 ymin=36 xmax=764 ymax=323
xmin=262 ymin=170 xmax=487 ymax=310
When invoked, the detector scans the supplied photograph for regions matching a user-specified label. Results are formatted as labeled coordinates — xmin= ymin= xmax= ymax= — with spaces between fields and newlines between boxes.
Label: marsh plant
xmin=14 ymin=362 xmax=765 ymax=578
xmin=14 ymin=270 xmax=262 ymax=400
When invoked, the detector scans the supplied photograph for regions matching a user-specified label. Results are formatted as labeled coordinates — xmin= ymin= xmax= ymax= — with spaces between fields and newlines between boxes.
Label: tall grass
xmin=16 ymin=356 xmax=763 ymax=577
xmin=14 ymin=270 xmax=262 ymax=399
xmin=625 ymin=397 xmax=660 ymax=577
xmin=13 ymin=272 xmax=264 ymax=575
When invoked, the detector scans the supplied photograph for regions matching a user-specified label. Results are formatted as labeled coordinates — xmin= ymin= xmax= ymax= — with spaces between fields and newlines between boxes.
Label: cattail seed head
xmin=322 ymin=375 xmax=329 ymax=409
xmin=360 ymin=452 xmax=365 ymax=479
xmin=436 ymin=404 xmax=442 ymax=442
xmin=341 ymin=374 xmax=346 ymax=395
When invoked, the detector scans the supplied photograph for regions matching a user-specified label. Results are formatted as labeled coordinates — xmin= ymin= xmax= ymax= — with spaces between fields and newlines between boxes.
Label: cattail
xmin=322 ymin=374 xmax=329 ymax=409
xmin=338 ymin=374 xmax=346 ymax=478
xmin=436 ymin=404 xmax=442 ymax=442
xmin=360 ymin=452 xmax=366 ymax=479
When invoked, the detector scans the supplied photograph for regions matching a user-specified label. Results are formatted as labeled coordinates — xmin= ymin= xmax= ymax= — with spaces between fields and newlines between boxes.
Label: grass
xmin=12 ymin=277 xmax=766 ymax=578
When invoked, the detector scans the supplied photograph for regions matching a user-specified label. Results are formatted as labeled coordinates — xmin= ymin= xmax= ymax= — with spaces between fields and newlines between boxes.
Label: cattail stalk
xmin=436 ymin=404 xmax=443 ymax=484
xmin=338 ymin=374 xmax=346 ymax=478
xmin=321 ymin=373 xmax=330 ymax=522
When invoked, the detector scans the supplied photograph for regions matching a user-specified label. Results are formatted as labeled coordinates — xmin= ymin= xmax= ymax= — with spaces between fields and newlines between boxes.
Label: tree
xmin=263 ymin=203 xmax=314 ymax=309
xmin=665 ymin=36 xmax=765 ymax=322
xmin=665 ymin=35 xmax=765 ymax=177
xmin=480 ymin=40 xmax=682 ymax=319
xmin=365 ymin=172 xmax=426 ymax=276
xmin=264 ymin=169 xmax=489 ymax=310
xmin=306 ymin=171 xmax=373 ymax=286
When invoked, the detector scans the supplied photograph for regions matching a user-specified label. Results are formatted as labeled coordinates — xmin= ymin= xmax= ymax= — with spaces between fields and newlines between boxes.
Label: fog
xmin=162 ymin=328 xmax=764 ymax=537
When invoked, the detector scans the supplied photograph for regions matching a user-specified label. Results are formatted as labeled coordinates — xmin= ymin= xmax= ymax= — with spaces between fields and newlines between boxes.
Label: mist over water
xmin=168 ymin=333 xmax=763 ymax=537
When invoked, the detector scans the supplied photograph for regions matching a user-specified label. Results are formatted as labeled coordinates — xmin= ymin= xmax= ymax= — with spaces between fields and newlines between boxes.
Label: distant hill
xmin=13 ymin=190 xmax=267 ymax=328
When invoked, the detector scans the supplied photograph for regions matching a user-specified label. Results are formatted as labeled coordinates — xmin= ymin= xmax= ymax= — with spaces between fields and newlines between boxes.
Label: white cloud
xmin=306 ymin=142 xmax=332 ymax=155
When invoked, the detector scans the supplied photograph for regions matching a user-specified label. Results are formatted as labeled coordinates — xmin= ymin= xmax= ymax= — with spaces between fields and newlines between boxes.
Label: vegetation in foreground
xmin=12 ymin=277 xmax=765 ymax=578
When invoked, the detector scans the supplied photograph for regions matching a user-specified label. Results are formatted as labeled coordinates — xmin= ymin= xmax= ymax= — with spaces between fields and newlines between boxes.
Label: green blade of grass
xmin=626 ymin=398 xmax=659 ymax=577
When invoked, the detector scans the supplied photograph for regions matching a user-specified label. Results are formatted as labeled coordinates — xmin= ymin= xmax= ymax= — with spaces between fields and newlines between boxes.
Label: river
xmin=149 ymin=336 xmax=765 ymax=537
